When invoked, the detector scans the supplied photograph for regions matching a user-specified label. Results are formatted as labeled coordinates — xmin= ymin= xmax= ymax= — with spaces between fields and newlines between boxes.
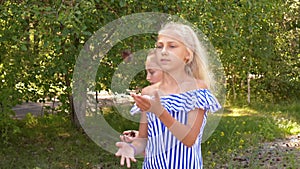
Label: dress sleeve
xmin=130 ymin=103 xmax=141 ymax=115
xmin=159 ymin=89 xmax=221 ymax=114
xmin=194 ymin=89 xmax=221 ymax=113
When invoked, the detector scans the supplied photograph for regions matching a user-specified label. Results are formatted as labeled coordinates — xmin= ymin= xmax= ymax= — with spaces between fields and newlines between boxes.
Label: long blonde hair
xmin=158 ymin=22 xmax=214 ymax=89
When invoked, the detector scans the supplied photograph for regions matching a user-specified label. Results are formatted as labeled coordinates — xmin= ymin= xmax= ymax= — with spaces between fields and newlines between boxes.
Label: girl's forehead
xmin=157 ymin=35 xmax=181 ymax=43
xmin=146 ymin=62 xmax=160 ymax=69
xmin=146 ymin=68 xmax=162 ymax=72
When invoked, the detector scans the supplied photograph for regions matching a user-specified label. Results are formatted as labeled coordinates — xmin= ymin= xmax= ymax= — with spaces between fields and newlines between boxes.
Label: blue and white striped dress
xmin=130 ymin=89 xmax=221 ymax=169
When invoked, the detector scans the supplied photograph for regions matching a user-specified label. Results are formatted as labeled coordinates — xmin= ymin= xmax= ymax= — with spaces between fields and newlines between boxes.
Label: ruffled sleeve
xmin=130 ymin=103 xmax=141 ymax=115
xmin=130 ymin=90 xmax=221 ymax=115
xmin=194 ymin=89 xmax=221 ymax=113
xmin=160 ymin=89 xmax=221 ymax=114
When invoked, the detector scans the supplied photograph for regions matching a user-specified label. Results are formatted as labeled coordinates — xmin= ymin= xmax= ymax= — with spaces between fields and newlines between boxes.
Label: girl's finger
xmin=120 ymin=156 xmax=125 ymax=166
xmin=130 ymin=157 xmax=137 ymax=163
xmin=120 ymin=135 xmax=125 ymax=142
xmin=136 ymin=96 xmax=150 ymax=105
xmin=123 ymin=130 xmax=131 ymax=135
xmin=124 ymin=136 xmax=132 ymax=142
xmin=126 ymin=157 xmax=131 ymax=168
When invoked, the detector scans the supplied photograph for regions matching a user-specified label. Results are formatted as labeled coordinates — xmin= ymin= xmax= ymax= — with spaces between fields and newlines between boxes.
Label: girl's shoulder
xmin=141 ymin=78 xmax=207 ymax=96
xmin=195 ymin=79 xmax=208 ymax=89
xmin=141 ymin=83 xmax=160 ymax=95
xmin=180 ymin=78 xmax=208 ymax=92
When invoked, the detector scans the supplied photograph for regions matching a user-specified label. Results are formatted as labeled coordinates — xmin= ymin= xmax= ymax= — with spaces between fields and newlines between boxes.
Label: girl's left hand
xmin=131 ymin=90 xmax=164 ymax=117
xmin=115 ymin=142 xmax=136 ymax=168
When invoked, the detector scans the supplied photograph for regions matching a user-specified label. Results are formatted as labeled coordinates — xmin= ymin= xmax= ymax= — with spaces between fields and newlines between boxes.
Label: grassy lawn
xmin=0 ymin=101 xmax=299 ymax=169
xmin=202 ymin=101 xmax=300 ymax=168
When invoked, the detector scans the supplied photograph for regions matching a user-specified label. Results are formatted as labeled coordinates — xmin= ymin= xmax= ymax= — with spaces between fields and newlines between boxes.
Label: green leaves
xmin=0 ymin=0 xmax=298 ymax=128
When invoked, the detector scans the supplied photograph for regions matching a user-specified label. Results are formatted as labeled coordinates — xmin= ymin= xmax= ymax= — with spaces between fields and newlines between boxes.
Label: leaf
xmin=119 ymin=0 xmax=126 ymax=7
xmin=20 ymin=44 xmax=27 ymax=51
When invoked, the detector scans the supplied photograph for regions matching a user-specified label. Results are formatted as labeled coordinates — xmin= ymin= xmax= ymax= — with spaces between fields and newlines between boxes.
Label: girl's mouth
xmin=160 ymin=59 xmax=170 ymax=63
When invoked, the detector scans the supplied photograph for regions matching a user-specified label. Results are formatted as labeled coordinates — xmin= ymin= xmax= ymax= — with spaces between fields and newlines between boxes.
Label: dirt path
xmin=12 ymin=101 xmax=59 ymax=119
xmin=218 ymin=134 xmax=300 ymax=168
xmin=11 ymin=95 xmax=128 ymax=119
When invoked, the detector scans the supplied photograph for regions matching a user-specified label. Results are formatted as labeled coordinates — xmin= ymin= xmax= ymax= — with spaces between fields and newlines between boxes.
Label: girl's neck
xmin=159 ymin=71 xmax=192 ymax=94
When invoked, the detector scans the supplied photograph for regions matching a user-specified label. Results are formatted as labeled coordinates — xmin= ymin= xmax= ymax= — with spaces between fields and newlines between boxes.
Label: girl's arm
xmin=115 ymin=92 xmax=149 ymax=168
xmin=130 ymin=111 xmax=148 ymax=155
xmin=132 ymin=91 xmax=204 ymax=147
xmin=159 ymin=108 xmax=204 ymax=147
xmin=129 ymin=87 xmax=150 ymax=154
xmin=115 ymin=112 xmax=148 ymax=168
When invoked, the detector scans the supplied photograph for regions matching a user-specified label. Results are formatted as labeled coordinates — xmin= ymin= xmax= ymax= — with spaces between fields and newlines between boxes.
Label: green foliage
xmin=0 ymin=2 xmax=298 ymax=167
xmin=0 ymin=0 xmax=299 ymax=127
xmin=0 ymin=112 xmax=20 ymax=144
xmin=24 ymin=113 xmax=39 ymax=128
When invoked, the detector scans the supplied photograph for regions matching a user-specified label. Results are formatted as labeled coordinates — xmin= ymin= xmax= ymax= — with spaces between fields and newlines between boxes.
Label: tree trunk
xmin=232 ymin=74 xmax=236 ymax=100
xmin=66 ymin=74 xmax=81 ymax=127
xmin=247 ymin=73 xmax=251 ymax=104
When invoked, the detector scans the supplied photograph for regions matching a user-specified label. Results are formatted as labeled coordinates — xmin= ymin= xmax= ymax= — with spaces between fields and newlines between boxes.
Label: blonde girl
xmin=116 ymin=22 xmax=221 ymax=169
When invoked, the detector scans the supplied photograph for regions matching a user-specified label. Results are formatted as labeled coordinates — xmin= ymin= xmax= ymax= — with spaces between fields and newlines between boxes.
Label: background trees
xmin=1 ymin=0 xmax=299 ymax=131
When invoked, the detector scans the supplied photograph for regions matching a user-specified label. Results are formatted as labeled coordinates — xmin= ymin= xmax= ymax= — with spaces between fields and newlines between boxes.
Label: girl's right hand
xmin=131 ymin=90 xmax=164 ymax=117
xmin=120 ymin=130 xmax=139 ymax=143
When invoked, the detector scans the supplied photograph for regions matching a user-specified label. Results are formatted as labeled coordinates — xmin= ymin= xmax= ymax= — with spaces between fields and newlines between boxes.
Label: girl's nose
xmin=161 ymin=47 xmax=167 ymax=56
xmin=146 ymin=74 xmax=151 ymax=81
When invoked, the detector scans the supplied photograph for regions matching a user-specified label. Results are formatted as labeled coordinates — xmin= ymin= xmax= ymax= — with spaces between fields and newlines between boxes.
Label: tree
xmin=0 ymin=0 xmax=298 ymax=134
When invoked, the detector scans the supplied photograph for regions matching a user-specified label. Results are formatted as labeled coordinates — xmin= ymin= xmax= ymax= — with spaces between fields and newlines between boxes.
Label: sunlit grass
xmin=222 ymin=107 xmax=259 ymax=117
xmin=202 ymin=101 xmax=300 ymax=168
xmin=0 ymin=101 xmax=299 ymax=168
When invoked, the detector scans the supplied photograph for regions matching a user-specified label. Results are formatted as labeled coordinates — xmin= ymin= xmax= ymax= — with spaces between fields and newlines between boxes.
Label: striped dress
xmin=130 ymin=89 xmax=221 ymax=169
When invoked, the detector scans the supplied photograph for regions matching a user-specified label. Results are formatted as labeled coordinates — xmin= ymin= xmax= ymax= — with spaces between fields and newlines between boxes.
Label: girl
xmin=121 ymin=49 xmax=163 ymax=143
xmin=145 ymin=49 xmax=164 ymax=85
xmin=115 ymin=22 xmax=221 ymax=169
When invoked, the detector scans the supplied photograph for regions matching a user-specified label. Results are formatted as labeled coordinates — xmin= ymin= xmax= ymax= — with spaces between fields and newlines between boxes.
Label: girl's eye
xmin=147 ymin=69 xmax=156 ymax=75
xmin=169 ymin=43 xmax=177 ymax=48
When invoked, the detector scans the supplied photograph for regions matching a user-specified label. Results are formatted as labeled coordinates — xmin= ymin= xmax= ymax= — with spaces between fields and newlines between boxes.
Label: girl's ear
xmin=186 ymin=48 xmax=194 ymax=63
xmin=184 ymin=57 xmax=190 ymax=63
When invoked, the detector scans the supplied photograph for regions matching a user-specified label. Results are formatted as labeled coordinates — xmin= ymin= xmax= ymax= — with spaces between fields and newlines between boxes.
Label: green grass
xmin=0 ymin=101 xmax=299 ymax=169
xmin=202 ymin=101 xmax=300 ymax=168
xmin=0 ymin=113 xmax=142 ymax=169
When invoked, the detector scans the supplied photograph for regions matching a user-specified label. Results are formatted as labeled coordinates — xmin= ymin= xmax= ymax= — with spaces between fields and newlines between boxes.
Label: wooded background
xmin=1 ymin=0 xmax=299 ymax=127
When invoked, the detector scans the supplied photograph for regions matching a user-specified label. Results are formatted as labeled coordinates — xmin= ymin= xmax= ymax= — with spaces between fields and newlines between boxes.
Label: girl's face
xmin=146 ymin=68 xmax=163 ymax=84
xmin=155 ymin=35 xmax=189 ymax=72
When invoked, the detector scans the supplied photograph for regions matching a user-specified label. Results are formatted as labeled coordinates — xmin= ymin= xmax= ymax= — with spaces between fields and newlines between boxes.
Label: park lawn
xmin=202 ymin=101 xmax=300 ymax=168
xmin=0 ymin=114 xmax=140 ymax=169
xmin=0 ymin=101 xmax=299 ymax=169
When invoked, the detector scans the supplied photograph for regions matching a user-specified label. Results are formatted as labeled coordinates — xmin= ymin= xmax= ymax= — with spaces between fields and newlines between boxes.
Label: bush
xmin=0 ymin=110 xmax=20 ymax=144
